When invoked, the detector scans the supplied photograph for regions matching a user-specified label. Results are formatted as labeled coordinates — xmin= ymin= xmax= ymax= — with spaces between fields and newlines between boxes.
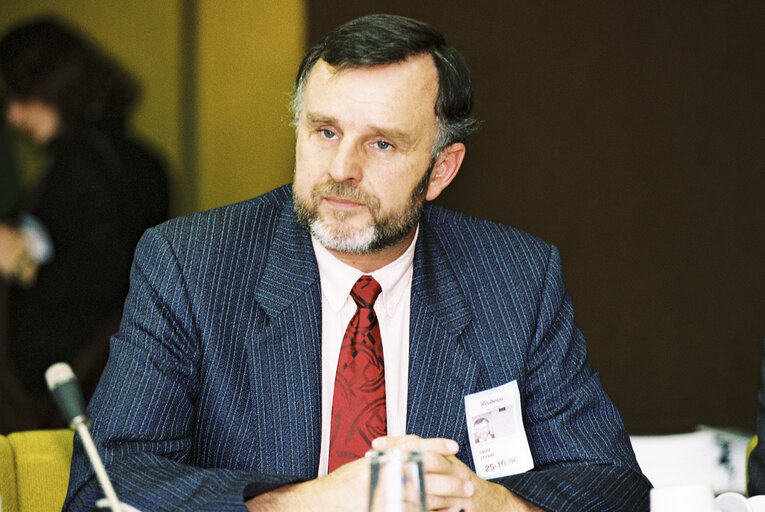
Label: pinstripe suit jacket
xmin=64 ymin=185 xmax=650 ymax=511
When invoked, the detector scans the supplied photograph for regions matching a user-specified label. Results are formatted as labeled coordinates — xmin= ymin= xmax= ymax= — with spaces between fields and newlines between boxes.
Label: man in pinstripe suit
xmin=65 ymin=14 xmax=651 ymax=512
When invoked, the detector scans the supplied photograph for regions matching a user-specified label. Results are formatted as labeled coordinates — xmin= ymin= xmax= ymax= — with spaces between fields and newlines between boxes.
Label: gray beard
xmin=293 ymin=169 xmax=430 ymax=255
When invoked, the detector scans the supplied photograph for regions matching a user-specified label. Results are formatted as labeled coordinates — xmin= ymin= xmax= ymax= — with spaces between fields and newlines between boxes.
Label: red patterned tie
xmin=328 ymin=275 xmax=386 ymax=472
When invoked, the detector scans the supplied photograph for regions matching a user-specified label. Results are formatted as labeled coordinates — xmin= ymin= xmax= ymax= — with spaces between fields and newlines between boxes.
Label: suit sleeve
xmin=495 ymin=245 xmax=652 ymax=511
xmin=63 ymin=228 xmax=300 ymax=512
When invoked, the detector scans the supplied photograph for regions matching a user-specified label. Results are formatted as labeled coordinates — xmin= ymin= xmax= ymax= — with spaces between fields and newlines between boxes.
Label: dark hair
xmin=292 ymin=14 xmax=479 ymax=156
xmin=0 ymin=17 xmax=139 ymax=134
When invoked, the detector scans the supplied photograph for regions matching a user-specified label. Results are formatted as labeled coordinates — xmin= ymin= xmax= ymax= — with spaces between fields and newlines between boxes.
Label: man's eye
xmin=375 ymin=141 xmax=392 ymax=150
xmin=321 ymin=129 xmax=335 ymax=139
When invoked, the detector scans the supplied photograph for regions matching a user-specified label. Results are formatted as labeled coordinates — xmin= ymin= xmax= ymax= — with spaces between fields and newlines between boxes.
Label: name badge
xmin=464 ymin=380 xmax=534 ymax=479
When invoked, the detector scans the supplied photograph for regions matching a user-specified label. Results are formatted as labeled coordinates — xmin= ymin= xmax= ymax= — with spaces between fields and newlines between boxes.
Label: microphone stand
xmin=71 ymin=415 xmax=123 ymax=512
xmin=45 ymin=362 xmax=141 ymax=512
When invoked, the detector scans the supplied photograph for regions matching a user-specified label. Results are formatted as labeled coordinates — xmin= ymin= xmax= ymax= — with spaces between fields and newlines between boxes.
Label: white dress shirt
xmin=313 ymin=228 xmax=417 ymax=476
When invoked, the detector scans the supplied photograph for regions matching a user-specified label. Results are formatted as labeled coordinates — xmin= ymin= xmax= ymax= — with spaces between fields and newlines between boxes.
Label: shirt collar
xmin=312 ymin=226 xmax=418 ymax=318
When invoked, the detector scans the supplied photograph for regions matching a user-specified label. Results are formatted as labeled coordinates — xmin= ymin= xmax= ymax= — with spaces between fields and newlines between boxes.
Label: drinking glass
xmin=367 ymin=449 xmax=426 ymax=512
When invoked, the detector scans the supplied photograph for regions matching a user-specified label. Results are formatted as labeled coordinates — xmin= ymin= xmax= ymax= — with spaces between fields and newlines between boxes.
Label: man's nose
xmin=327 ymin=141 xmax=363 ymax=183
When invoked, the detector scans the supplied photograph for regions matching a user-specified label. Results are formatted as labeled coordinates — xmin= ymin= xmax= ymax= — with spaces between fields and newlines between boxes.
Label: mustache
xmin=311 ymin=181 xmax=380 ymax=210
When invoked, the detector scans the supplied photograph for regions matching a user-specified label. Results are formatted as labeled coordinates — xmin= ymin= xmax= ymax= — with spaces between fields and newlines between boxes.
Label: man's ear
xmin=426 ymin=142 xmax=466 ymax=201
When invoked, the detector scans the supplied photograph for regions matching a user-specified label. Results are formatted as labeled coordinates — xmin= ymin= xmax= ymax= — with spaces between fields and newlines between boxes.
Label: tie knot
xmin=350 ymin=275 xmax=382 ymax=309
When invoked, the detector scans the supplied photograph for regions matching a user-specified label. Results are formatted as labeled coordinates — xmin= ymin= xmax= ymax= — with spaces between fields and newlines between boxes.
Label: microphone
xmin=45 ymin=362 xmax=90 ymax=429
xmin=45 ymin=362 xmax=125 ymax=512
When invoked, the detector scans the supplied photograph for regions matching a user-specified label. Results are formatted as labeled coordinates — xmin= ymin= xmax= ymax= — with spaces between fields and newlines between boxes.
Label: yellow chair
xmin=0 ymin=433 xmax=17 ymax=512
xmin=0 ymin=429 xmax=74 ymax=512
xmin=749 ymin=435 xmax=759 ymax=495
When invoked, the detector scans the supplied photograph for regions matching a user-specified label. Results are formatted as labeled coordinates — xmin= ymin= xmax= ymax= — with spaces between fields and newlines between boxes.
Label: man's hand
xmin=246 ymin=456 xmax=370 ymax=512
xmin=246 ymin=434 xmax=544 ymax=512
xmin=372 ymin=435 xmax=544 ymax=512
xmin=0 ymin=223 xmax=37 ymax=285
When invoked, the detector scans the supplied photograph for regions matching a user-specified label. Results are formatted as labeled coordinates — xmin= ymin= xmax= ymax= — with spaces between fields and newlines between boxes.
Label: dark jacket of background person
xmin=0 ymin=18 xmax=169 ymax=433
xmin=0 ymin=121 xmax=21 ymax=217
xmin=748 ymin=339 xmax=765 ymax=496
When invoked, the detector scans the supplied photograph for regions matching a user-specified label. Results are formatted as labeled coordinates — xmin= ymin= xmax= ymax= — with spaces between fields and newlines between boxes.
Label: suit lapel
xmin=406 ymin=217 xmax=478 ymax=445
xmin=255 ymin=199 xmax=319 ymax=318
xmin=250 ymin=198 xmax=323 ymax=477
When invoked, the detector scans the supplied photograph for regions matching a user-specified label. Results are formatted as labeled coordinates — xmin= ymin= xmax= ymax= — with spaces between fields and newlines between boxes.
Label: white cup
xmin=716 ymin=492 xmax=752 ymax=512
xmin=650 ymin=484 xmax=716 ymax=512
xmin=748 ymin=495 xmax=765 ymax=512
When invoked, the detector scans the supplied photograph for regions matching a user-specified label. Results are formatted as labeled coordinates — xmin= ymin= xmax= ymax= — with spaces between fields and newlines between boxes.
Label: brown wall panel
xmin=307 ymin=1 xmax=765 ymax=433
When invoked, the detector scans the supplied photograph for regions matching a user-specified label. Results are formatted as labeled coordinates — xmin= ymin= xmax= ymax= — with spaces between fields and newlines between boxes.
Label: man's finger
xmin=425 ymin=473 xmax=475 ymax=499
xmin=372 ymin=435 xmax=459 ymax=455
xmin=420 ymin=451 xmax=453 ymax=474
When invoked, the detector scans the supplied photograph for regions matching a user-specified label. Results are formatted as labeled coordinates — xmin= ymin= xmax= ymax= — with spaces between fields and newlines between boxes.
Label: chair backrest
xmin=0 ymin=433 xmax=18 ymax=512
xmin=0 ymin=429 xmax=74 ymax=512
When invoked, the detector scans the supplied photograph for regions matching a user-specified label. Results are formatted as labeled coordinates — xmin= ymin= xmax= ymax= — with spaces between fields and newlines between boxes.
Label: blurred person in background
xmin=0 ymin=117 xmax=21 ymax=217
xmin=0 ymin=17 xmax=169 ymax=432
